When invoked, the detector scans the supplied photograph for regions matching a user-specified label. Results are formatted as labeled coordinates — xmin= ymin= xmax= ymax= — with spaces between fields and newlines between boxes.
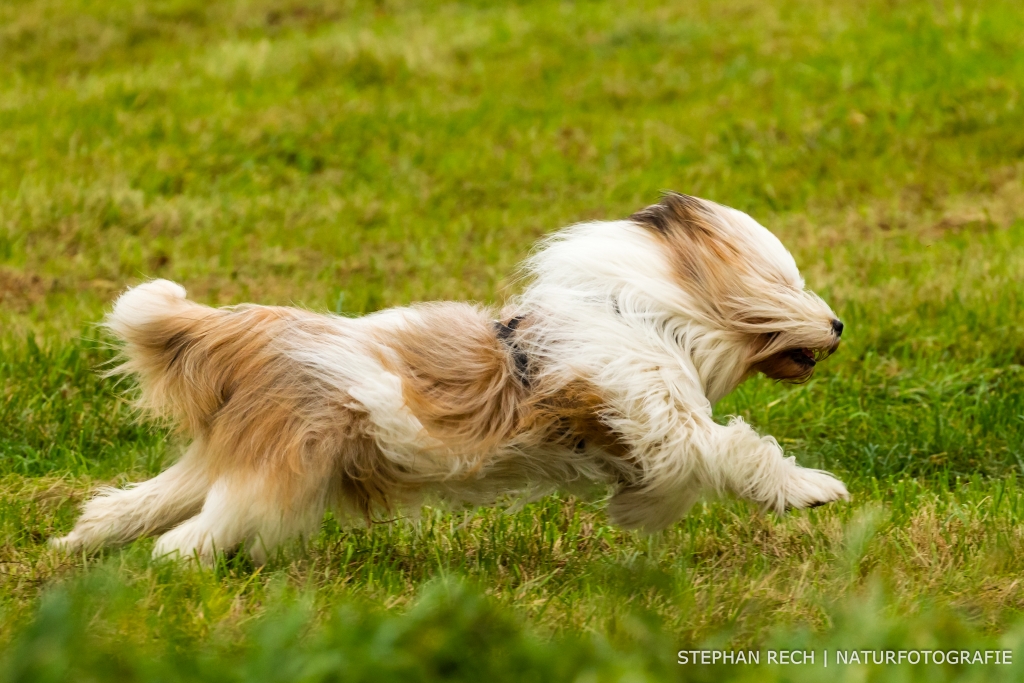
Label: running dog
xmin=52 ymin=193 xmax=848 ymax=563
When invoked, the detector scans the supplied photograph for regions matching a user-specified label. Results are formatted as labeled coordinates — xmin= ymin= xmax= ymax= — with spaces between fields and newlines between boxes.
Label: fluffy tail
xmin=106 ymin=279 xmax=266 ymax=436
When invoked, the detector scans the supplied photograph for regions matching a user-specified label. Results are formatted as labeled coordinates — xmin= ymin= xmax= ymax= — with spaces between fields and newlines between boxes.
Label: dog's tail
xmin=105 ymin=279 xmax=286 ymax=437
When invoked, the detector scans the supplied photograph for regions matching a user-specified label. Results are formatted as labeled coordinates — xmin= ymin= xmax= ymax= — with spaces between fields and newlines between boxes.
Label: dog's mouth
xmin=753 ymin=343 xmax=837 ymax=383
xmin=787 ymin=347 xmax=817 ymax=368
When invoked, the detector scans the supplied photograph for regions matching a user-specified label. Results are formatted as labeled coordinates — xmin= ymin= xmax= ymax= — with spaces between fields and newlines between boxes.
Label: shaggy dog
xmin=52 ymin=193 xmax=848 ymax=563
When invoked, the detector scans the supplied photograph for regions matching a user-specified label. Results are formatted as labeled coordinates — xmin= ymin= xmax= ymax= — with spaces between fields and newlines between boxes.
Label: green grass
xmin=4 ymin=0 xmax=1024 ymax=679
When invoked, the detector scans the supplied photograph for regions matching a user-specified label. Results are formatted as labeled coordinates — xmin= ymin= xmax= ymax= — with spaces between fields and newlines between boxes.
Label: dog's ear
xmin=630 ymin=192 xmax=713 ymax=238
xmin=630 ymin=193 xmax=746 ymax=312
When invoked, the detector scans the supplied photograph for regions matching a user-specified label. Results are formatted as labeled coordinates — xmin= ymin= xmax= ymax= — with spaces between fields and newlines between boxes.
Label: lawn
xmin=3 ymin=0 xmax=1024 ymax=680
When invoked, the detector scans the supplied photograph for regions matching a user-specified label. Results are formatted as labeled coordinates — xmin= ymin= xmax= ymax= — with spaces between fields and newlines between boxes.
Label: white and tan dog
xmin=52 ymin=193 xmax=848 ymax=563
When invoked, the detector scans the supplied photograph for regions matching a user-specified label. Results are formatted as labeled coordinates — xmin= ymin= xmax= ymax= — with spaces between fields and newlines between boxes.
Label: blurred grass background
xmin=3 ymin=0 xmax=1024 ymax=680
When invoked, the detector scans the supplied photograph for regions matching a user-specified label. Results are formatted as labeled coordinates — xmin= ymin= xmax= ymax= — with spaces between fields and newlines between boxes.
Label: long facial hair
xmin=629 ymin=192 xmax=842 ymax=389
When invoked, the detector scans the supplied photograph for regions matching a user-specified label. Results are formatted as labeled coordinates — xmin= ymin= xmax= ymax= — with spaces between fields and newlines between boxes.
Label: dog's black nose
xmin=831 ymin=319 xmax=844 ymax=337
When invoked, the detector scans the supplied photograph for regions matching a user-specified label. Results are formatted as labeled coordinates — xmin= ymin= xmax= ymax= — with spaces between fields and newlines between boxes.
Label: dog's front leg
xmin=694 ymin=416 xmax=849 ymax=514
xmin=604 ymin=398 xmax=848 ymax=531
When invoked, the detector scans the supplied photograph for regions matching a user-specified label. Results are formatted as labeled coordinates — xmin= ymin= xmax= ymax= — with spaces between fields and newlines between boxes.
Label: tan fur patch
xmin=374 ymin=303 xmax=529 ymax=457
xmin=117 ymin=300 xmax=424 ymax=519
xmin=329 ymin=429 xmax=410 ymax=521
xmin=113 ymin=304 xmax=316 ymax=435
xmin=630 ymin=193 xmax=749 ymax=306
xmin=375 ymin=305 xmax=633 ymax=481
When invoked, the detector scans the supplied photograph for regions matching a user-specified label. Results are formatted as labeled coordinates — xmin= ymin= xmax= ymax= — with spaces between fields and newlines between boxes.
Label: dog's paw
xmin=152 ymin=521 xmax=217 ymax=566
xmin=48 ymin=532 xmax=83 ymax=553
xmin=782 ymin=466 xmax=849 ymax=511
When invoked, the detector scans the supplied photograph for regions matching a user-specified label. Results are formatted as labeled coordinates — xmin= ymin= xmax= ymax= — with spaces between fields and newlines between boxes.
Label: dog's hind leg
xmin=151 ymin=470 xmax=329 ymax=565
xmin=50 ymin=443 xmax=211 ymax=553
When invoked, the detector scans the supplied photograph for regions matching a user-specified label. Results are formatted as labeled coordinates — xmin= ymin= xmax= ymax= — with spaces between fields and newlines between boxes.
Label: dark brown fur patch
xmin=630 ymin=193 xmax=748 ymax=307
xmin=521 ymin=380 xmax=630 ymax=460
xmin=629 ymin=192 xmax=711 ymax=236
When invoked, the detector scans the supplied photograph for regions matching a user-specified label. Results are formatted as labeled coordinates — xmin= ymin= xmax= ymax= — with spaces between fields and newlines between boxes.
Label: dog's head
xmin=631 ymin=193 xmax=842 ymax=388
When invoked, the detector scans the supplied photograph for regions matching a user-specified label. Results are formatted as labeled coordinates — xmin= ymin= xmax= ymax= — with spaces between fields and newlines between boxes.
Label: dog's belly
xmin=419 ymin=442 xmax=619 ymax=508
